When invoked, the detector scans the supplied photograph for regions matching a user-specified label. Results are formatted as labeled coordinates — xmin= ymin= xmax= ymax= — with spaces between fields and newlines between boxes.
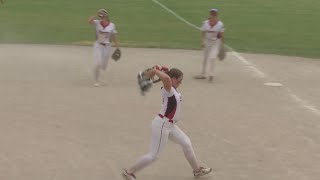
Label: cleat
xmin=121 ymin=169 xmax=136 ymax=180
xmin=194 ymin=75 xmax=207 ymax=79
xmin=208 ymin=76 xmax=214 ymax=82
xmin=193 ymin=167 xmax=213 ymax=177
xmin=94 ymin=83 xmax=100 ymax=87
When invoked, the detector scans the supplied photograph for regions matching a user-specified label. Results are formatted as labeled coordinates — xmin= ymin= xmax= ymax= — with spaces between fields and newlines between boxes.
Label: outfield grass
xmin=0 ymin=0 xmax=320 ymax=58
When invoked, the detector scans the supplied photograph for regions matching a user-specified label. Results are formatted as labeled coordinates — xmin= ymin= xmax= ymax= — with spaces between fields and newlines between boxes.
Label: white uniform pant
xmin=93 ymin=42 xmax=111 ymax=70
xmin=93 ymin=42 xmax=111 ymax=82
xmin=128 ymin=116 xmax=199 ymax=173
xmin=202 ymin=39 xmax=222 ymax=77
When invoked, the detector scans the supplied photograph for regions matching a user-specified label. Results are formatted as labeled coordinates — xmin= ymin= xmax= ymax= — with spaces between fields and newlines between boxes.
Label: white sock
xmin=94 ymin=65 xmax=100 ymax=83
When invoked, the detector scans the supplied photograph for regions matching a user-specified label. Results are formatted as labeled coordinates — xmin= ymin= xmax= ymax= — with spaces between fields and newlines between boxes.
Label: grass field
xmin=0 ymin=0 xmax=320 ymax=57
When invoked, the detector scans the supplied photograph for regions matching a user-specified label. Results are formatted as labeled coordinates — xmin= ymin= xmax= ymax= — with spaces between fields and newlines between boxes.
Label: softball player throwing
xmin=195 ymin=8 xmax=224 ymax=82
xmin=88 ymin=9 xmax=120 ymax=87
xmin=122 ymin=66 xmax=212 ymax=180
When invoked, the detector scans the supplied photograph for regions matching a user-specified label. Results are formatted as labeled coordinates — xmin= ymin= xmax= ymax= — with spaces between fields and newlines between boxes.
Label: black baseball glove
xmin=137 ymin=70 xmax=154 ymax=96
xmin=137 ymin=66 xmax=168 ymax=96
xmin=112 ymin=48 xmax=121 ymax=61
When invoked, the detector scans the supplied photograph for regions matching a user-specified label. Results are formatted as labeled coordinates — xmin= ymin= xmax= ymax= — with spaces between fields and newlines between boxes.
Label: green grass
xmin=0 ymin=0 xmax=320 ymax=58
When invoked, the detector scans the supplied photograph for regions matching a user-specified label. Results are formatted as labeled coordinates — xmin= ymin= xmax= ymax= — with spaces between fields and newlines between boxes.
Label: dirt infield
xmin=0 ymin=44 xmax=319 ymax=180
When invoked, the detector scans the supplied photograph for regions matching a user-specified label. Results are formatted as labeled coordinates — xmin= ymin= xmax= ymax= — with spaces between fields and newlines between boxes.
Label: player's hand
xmin=143 ymin=68 xmax=157 ymax=79
xmin=153 ymin=65 xmax=168 ymax=72
xmin=201 ymin=42 xmax=205 ymax=48
xmin=88 ymin=16 xmax=96 ymax=25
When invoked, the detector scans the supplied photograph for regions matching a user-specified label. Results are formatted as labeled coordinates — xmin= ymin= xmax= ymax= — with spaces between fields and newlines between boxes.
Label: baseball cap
xmin=98 ymin=9 xmax=108 ymax=17
xmin=210 ymin=8 xmax=218 ymax=13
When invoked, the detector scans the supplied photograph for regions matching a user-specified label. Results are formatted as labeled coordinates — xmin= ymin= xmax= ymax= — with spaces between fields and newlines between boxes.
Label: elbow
xmin=164 ymin=76 xmax=172 ymax=85
xmin=164 ymin=75 xmax=170 ymax=81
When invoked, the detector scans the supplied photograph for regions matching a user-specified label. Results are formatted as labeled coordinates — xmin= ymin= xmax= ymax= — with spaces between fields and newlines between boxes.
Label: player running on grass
xmin=88 ymin=9 xmax=120 ymax=87
xmin=122 ymin=65 xmax=213 ymax=180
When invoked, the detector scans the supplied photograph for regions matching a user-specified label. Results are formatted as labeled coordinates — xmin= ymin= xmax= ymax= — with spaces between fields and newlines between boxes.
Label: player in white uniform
xmin=122 ymin=66 xmax=212 ymax=180
xmin=88 ymin=9 xmax=119 ymax=87
xmin=195 ymin=8 xmax=224 ymax=82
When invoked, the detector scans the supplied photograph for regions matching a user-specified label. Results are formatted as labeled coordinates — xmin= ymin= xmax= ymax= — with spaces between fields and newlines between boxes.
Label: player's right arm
xmin=146 ymin=66 xmax=171 ymax=92
xmin=200 ymin=21 xmax=206 ymax=48
xmin=88 ymin=16 xmax=96 ymax=25
xmin=201 ymin=31 xmax=206 ymax=48
xmin=155 ymin=69 xmax=171 ymax=92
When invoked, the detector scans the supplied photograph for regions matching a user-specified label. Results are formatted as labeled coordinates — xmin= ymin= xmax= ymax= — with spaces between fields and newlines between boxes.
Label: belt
xmin=205 ymin=38 xmax=218 ymax=41
xmin=99 ymin=42 xmax=108 ymax=46
xmin=158 ymin=114 xmax=174 ymax=123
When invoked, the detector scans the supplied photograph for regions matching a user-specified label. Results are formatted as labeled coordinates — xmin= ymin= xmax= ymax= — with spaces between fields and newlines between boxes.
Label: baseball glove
xmin=137 ymin=70 xmax=153 ymax=96
xmin=218 ymin=44 xmax=226 ymax=61
xmin=137 ymin=66 xmax=168 ymax=96
xmin=112 ymin=48 xmax=121 ymax=61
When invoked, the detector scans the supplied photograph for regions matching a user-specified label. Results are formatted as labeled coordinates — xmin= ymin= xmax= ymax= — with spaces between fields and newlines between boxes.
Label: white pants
xmin=93 ymin=43 xmax=111 ymax=82
xmin=202 ymin=39 xmax=222 ymax=77
xmin=128 ymin=116 xmax=199 ymax=174
xmin=93 ymin=42 xmax=111 ymax=70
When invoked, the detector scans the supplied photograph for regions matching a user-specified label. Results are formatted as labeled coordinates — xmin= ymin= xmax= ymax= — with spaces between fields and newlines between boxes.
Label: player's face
xmin=210 ymin=12 xmax=217 ymax=18
xmin=172 ymin=76 xmax=183 ymax=88
xmin=98 ymin=14 xmax=108 ymax=20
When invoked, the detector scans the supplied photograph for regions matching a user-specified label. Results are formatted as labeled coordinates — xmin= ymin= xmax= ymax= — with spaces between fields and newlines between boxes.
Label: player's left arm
xmin=111 ymin=33 xmax=119 ymax=48
xmin=218 ymin=23 xmax=225 ymax=42
xmin=218 ymin=32 xmax=224 ymax=42
xmin=111 ymin=24 xmax=119 ymax=48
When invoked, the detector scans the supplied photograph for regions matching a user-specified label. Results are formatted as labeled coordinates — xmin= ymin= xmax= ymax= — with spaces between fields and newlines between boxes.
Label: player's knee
xmin=95 ymin=64 xmax=101 ymax=69
xmin=146 ymin=153 xmax=158 ymax=162
xmin=101 ymin=64 xmax=107 ymax=70
xmin=181 ymin=137 xmax=192 ymax=149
